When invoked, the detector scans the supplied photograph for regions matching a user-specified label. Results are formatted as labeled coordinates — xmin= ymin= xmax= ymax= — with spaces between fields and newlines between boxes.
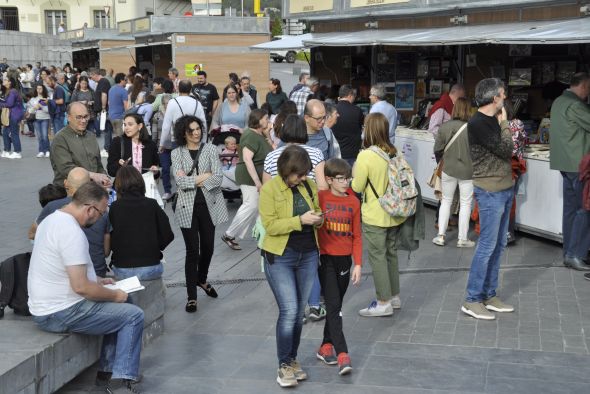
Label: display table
xmin=395 ymin=127 xmax=563 ymax=242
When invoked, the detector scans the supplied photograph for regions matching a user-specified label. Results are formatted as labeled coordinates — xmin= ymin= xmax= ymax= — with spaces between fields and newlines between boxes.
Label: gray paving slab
xmin=2 ymin=136 xmax=590 ymax=394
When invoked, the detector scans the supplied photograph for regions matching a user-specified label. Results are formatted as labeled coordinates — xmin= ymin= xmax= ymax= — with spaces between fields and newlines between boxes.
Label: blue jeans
xmin=307 ymin=273 xmax=322 ymax=307
xmin=160 ymin=148 xmax=172 ymax=194
xmin=52 ymin=112 xmax=65 ymax=135
xmin=465 ymin=186 xmax=513 ymax=303
xmin=32 ymin=299 xmax=144 ymax=380
xmin=2 ymin=121 xmax=21 ymax=152
xmin=34 ymin=119 xmax=50 ymax=153
xmin=264 ymin=248 xmax=318 ymax=366
xmin=113 ymin=263 xmax=164 ymax=281
xmin=561 ymin=172 xmax=590 ymax=260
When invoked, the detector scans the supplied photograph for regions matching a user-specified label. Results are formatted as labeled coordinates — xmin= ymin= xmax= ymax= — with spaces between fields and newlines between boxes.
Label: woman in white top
xmin=210 ymin=84 xmax=251 ymax=133
xmin=27 ymin=84 xmax=51 ymax=157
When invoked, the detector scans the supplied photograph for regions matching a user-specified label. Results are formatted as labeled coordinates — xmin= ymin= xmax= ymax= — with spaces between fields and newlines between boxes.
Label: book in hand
xmin=104 ymin=276 xmax=145 ymax=294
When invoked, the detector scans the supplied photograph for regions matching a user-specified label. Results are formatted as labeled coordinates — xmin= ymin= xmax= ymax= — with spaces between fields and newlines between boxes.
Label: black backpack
xmin=0 ymin=253 xmax=32 ymax=318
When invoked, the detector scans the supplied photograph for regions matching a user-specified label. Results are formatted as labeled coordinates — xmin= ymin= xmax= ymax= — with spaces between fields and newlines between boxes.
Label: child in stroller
xmin=210 ymin=127 xmax=242 ymax=201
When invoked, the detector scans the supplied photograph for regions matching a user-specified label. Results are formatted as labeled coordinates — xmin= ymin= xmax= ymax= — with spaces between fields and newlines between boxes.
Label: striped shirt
xmin=263 ymin=144 xmax=324 ymax=179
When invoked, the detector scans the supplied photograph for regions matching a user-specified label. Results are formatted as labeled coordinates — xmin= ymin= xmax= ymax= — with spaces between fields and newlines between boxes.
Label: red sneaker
xmin=316 ymin=343 xmax=337 ymax=365
xmin=337 ymin=352 xmax=352 ymax=375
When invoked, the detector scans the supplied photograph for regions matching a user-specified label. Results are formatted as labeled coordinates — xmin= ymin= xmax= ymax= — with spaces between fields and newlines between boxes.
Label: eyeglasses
xmin=74 ymin=114 xmax=90 ymax=121
xmin=331 ymin=176 xmax=352 ymax=183
xmin=85 ymin=204 xmax=106 ymax=216
xmin=310 ymin=115 xmax=327 ymax=122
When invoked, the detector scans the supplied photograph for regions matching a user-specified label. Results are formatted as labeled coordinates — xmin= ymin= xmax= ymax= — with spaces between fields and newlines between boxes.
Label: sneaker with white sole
xmin=457 ymin=239 xmax=476 ymax=248
xmin=45 ymin=151 xmax=50 ymax=158
xmin=309 ymin=305 xmax=326 ymax=322
xmin=432 ymin=235 xmax=445 ymax=246
xmin=359 ymin=300 xmax=393 ymax=317
xmin=483 ymin=296 xmax=514 ymax=312
xmin=36 ymin=152 xmax=44 ymax=158
xmin=100 ymin=149 xmax=109 ymax=158
xmin=390 ymin=295 xmax=401 ymax=309
xmin=1 ymin=151 xmax=10 ymax=158
xmin=289 ymin=360 xmax=307 ymax=381
xmin=276 ymin=363 xmax=298 ymax=387
xmin=461 ymin=302 xmax=495 ymax=320
xmin=8 ymin=152 xmax=22 ymax=159
xmin=316 ymin=343 xmax=338 ymax=365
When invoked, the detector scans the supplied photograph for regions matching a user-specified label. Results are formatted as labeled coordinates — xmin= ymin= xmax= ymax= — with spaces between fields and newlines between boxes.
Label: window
xmin=0 ymin=7 xmax=19 ymax=31
xmin=93 ymin=10 xmax=110 ymax=29
xmin=45 ymin=10 xmax=66 ymax=35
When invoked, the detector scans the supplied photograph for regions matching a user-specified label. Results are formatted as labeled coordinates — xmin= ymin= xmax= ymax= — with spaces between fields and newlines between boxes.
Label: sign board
xmin=118 ymin=21 xmax=132 ymax=34
xmin=185 ymin=64 xmax=204 ymax=76
xmin=290 ymin=0 xmax=333 ymax=13
xmin=134 ymin=18 xmax=150 ymax=33
xmin=350 ymin=0 xmax=410 ymax=7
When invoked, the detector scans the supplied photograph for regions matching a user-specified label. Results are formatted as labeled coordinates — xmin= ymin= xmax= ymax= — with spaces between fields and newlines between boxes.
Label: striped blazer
xmin=171 ymin=143 xmax=229 ymax=228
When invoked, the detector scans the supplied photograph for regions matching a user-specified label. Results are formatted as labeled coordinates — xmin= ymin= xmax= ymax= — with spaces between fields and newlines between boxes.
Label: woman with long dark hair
xmin=265 ymin=78 xmax=288 ymax=115
xmin=27 ymin=83 xmax=51 ymax=158
xmin=107 ymin=113 xmax=159 ymax=178
xmin=0 ymin=77 xmax=25 ymax=159
xmin=172 ymin=115 xmax=228 ymax=313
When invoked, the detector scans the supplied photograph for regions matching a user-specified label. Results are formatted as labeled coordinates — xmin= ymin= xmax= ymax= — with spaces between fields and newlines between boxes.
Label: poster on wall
xmin=395 ymin=82 xmax=415 ymax=111
xmin=429 ymin=80 xmax=442 ymax=96
xmin=185 ymin=63 xmax=204 ymax=76
xmin=509 ymin=45 xmax=532 ymax=57
xmin=508 ymin=68 xmax=532 ymax=86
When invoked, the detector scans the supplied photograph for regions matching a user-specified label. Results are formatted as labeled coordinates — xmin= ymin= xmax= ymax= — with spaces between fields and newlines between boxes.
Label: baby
xmin=221 ymin=136 xmax=239 ymax=168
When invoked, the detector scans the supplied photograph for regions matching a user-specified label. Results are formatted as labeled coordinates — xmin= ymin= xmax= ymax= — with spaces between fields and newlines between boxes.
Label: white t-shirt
xmin=28 ymin=210 xmax=97 ymax=316
xmin=263 ymin=144 xmax=324 ymax=180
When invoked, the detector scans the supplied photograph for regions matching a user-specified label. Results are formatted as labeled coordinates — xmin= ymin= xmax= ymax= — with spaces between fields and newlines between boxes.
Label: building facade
xmin=0 ymin=0 xmax=191 ymax=35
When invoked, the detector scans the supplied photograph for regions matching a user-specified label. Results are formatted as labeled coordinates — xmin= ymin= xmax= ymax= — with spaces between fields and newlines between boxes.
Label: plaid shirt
xmin=290 ymin=86 xmax=313 ymax=116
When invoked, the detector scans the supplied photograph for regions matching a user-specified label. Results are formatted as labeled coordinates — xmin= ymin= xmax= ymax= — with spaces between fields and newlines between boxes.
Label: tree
xmin=271 ymin=15 xmax=283 ymax=37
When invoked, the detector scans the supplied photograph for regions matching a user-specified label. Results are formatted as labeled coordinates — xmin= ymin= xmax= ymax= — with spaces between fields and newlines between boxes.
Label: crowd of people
xmin=1 ymin=57 xmax=589 ymax=392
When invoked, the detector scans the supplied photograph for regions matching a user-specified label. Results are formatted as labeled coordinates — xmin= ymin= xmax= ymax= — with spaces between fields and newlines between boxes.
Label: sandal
xmin=221 ymin=234 xmax=242 ymax=250
xmin=185 ymin=299 xmax=197 ymax=313
xmin=198 ymin=283 xmax=218 ymax=298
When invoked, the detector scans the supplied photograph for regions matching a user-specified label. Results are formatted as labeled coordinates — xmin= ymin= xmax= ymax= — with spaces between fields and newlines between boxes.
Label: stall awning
xmin=249 ymin=34 xmax=313 ymax=51
xmin=99 ymin=41 xmax=171 ymax=51
xmin=301 ymin=18 xmax=590 ymax=47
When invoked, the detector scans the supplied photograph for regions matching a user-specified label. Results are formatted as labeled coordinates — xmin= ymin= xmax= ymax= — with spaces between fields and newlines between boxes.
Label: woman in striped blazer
xmin=172 ymin=115 xmax=229 ymax=313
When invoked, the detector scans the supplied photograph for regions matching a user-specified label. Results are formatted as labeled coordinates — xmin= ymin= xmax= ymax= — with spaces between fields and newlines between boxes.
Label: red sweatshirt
xmin=318 ymin=189 xmax=362 ymax=266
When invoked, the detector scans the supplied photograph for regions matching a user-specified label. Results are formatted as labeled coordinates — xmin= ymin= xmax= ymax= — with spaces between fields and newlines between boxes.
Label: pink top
xmin=132 ymin=141 xmax=143 ymax=172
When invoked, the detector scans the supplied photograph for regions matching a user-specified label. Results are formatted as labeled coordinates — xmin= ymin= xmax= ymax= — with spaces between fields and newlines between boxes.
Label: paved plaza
xmin=1 ymin=134 xmax=590 ymax=394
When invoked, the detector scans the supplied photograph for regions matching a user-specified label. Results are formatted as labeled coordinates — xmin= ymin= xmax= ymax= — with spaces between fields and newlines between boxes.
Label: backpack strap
xmin=173 ymin=98 xmax=185 ymax=116
xmin=120 ymin=136 xmax=125 ymax=160
xmin=364 ymin=146 xmax=391 ymax=200
xmin=302 ymin=180 xmax=314 ymax=203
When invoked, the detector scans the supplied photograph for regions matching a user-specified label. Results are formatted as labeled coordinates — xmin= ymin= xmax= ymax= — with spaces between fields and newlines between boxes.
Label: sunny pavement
xmin=1 ymin=135 xmax=589 ymax=394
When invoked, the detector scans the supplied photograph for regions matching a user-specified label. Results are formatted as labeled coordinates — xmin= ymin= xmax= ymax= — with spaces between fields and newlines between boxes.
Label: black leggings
xmin=181 ymin=204 xmax=215 ymax=300
xmin=318 ymin=254 xmax=352 ymax=355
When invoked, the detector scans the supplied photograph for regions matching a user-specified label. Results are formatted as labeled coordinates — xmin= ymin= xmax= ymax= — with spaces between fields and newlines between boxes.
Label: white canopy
xmin=249 ymin=34 xmax=313 ymax=51
xmin=299 ymin=18 xmax=590 ymax=47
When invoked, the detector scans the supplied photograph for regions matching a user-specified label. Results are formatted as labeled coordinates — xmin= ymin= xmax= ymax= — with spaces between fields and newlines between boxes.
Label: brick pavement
xmin=1 ymin=136 xmax=589 ymax=394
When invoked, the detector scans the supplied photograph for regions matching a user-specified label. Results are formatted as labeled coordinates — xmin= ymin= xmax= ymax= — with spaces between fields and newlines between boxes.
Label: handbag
xmin=171 ymin=144 xmax=204 ymax=212
xmin=427 ymin=123 xmax=468 ymax=200
xmin=1 ymin=108 xmax=9 ymax=127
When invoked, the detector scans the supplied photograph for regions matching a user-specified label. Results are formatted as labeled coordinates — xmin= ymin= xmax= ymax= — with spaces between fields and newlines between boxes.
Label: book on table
xmin=104 ymin=276 xmax=145 ymax=293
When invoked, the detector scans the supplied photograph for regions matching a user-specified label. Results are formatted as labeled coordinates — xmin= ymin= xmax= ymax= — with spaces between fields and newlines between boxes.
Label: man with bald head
xmin=304 ymin=99 xmax=332 ymax=162
xmin=50 ymin=102 xmax=111 ymax=187
xmin=30 ymin=167 xmax=111 ymax=277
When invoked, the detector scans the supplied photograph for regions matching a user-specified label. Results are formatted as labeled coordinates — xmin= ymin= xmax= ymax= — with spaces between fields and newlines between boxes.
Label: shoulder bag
xmin=427 ymin=123 xmax=468 ymax=199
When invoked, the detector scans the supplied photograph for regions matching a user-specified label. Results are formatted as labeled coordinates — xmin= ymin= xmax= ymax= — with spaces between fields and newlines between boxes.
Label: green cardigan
xmin=549 ymin=90 xmax=590 ymax=173
xmin=259 ymin=176 xmax=321 ymax=256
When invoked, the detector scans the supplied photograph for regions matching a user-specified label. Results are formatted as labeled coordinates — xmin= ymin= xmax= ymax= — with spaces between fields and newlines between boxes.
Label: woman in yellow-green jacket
xmin=351 ymin=112 xmax=407 ymax=318
xmin=259 ymin=145 xmax=323 ymax=388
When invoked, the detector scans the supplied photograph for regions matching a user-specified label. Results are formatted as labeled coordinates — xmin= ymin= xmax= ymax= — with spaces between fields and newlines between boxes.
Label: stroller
xmin=210 ymin=126 xmax=242 ymax=202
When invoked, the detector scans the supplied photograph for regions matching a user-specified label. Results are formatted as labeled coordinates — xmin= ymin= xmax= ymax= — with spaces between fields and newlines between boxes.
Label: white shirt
xmin=370 ymin=100 xmax=398 ymax=144
xmin=160 ymin=95 xmax=207 ymax=149
xmin=28 ymin=210 xmax=97 ymax=316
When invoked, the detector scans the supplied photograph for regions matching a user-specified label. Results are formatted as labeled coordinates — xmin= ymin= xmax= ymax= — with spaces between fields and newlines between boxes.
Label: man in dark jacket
xmin=331 ymin=85 xmax=364 ymax=167
xmin=549 ymin=72 xmax=590 ymax=271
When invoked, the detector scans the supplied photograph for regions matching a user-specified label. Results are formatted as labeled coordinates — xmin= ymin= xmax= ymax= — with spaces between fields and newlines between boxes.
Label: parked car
xmin=270 ymin=49 xmax=297 ymax=63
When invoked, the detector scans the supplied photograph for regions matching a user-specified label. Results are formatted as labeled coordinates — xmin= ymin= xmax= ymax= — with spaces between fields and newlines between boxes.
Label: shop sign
xmin=351 ymin=0 xmax=410 ymax=7
xmin=118 ymin=21 xmax=132 ymax=34
xmin=176 ymin=35 xmax=186 ymax=43
xmin=134 ymin=18 xmax=150 ymax=33
xmin=185 ymin=64 xmax=204 ymax=76
xmin=290 ymin=0 xmax=333 ymax=13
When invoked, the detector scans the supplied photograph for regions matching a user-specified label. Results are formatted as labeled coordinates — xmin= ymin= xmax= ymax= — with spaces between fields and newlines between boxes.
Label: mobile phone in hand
xmin=317 ymin=208 xmax=335 ymax=216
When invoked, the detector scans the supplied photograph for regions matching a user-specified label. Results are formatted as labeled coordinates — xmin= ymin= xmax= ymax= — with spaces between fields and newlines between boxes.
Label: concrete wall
xmin=0 ymin=31 xmax=72 ymax=67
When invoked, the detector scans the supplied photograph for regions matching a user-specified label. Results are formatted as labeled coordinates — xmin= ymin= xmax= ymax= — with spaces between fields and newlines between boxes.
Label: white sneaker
xmin=457 ymin=239 xmax=476 ymax=248
xmin=432 ymin=234 xmax=445 ymax=246
xmin=359 ymin=300 xmax=393 ymax=317
xmin=1 ymin=151 xmax=9 ymax=158
xmin=36 ymin=152 xmax=44 ymax=158
xmin=8 ymin=152 xmax=22 ymax=159
xmin=45 ymin=151 xmax=51 ymax=158
xmin=100 ymin=149 xmax=109 ymax=158
xmin=390 ymin=295 xmax=402 ymax=309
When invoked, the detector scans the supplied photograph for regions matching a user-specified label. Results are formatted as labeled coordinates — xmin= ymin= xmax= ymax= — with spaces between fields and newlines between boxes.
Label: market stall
xmin=62 ymin=28 xmax=134 ymax=71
